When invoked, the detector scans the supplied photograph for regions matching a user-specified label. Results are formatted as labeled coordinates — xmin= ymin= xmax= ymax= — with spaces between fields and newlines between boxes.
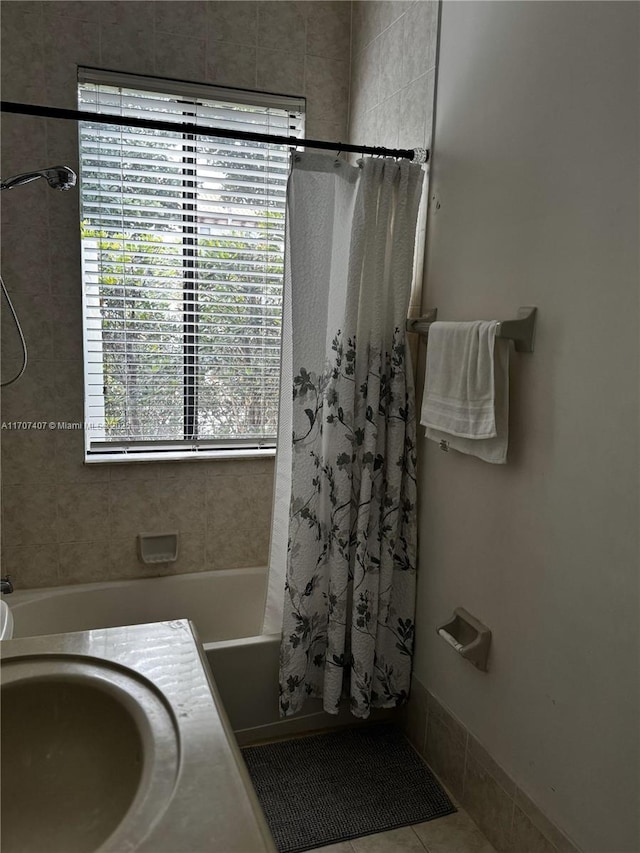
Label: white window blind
xmin=78 ymin=69 xmax=304 ymax=459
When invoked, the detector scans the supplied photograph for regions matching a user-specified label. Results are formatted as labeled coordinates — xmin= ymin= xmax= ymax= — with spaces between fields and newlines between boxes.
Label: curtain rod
xmin=0 ymin=101 xmax=428 ymax=163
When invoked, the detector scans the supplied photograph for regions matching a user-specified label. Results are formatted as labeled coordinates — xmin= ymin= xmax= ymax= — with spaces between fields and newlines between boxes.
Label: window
xmin=78 ymin=69 xmax=304 ymax=461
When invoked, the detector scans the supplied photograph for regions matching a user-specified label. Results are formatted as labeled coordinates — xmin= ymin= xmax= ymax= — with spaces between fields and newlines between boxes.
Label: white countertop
xmin=1 ymin=619 xmax=276 ymax=853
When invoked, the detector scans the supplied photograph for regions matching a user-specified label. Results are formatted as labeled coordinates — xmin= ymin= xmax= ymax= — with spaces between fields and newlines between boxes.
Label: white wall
xmin=415 ymin=3 xmax=639 ymax=851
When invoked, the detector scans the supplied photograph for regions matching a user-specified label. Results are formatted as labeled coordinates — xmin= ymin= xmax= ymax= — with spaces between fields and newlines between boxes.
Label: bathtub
xmin=9 ymin=567 xmax=267 ymax=643
xmin=6 ymin=567 xmax=372 ymax=743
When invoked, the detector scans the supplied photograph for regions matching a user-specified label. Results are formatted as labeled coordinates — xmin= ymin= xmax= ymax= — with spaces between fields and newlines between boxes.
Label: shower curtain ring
xmin=334 ymin=144 xmax=343 ymax=166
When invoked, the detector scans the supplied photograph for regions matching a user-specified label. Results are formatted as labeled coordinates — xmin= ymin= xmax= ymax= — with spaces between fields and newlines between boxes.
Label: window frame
xmin=77 ymin=69 xmax=304 ymax=464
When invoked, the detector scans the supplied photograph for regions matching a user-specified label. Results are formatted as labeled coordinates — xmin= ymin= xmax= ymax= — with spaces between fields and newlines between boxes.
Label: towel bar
xmin=406 ymin=306 xmax=537 ymax=353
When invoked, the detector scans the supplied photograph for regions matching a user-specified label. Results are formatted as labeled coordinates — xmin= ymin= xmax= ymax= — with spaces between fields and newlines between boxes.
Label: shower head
xmin=0 ymin=165 xmax=77 ymax=192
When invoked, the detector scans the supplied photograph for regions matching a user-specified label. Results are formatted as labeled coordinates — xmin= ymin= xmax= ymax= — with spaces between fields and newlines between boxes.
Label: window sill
xmin=84 ymin=447 xmax=276 ymax=465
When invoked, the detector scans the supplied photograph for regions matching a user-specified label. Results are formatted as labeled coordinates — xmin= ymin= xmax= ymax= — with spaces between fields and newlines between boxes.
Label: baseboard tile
xmin=402 ymin=676 xmax=581 ymax=853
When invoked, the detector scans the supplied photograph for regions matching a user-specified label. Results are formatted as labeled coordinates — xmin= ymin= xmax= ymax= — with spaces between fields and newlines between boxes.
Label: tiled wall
xmin=403 ymin=679 xmax=581 ymax=853
xmin=347 ymin=0 xmax=438 ymax=360
xmin=0 ymin=0 xmax=351 ymax=588
xmin=349 ymin=0 xmax=437 ymax=155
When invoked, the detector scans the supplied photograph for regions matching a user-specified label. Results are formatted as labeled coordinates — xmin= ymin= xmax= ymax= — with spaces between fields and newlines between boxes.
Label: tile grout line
xmin=43 ymin=73 xmax=61 ymax=588
xmin=422 ymin=701 xmax=429 ymax=756
xmin=409 ymin=823 xmax=431 ymax=852
xmin=507 ymin=793 xmax=516 ymax=850
xmin=346 ymin=0 xmax=353 ymax=143
xmin=461 ymin=727 xmax=468 ymax=802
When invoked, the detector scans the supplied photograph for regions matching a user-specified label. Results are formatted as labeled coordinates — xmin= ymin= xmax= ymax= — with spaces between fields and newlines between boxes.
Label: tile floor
xmin=310 ymin=798 xmax=497 ymax=853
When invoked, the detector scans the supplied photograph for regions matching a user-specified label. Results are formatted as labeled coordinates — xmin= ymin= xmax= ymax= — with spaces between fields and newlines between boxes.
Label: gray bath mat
xmin=242 ymin=723 xmax=456 ymax=853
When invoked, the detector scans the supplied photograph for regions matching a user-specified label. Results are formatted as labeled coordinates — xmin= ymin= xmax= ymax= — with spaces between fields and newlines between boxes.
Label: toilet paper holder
xmin=437 ymin=608 xmax=492 ymax=672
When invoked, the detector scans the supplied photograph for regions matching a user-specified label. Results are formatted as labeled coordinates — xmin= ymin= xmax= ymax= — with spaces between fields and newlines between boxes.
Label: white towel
xmin=420 ymin=320 xmax=509 ymax=464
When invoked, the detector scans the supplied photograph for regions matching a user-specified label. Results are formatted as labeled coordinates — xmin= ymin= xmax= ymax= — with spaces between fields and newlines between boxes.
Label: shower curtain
xmin=264 ymin=152 xmax=424 ymax=719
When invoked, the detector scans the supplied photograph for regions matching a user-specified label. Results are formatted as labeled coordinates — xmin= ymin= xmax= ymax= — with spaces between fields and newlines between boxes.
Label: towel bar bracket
xmin=496 ymin=306 xmax=537 ymax=353
xmin=406 ymin=309 xmax=438 ymax=336
xmin=406 ymin=306 xmax=537 ymax=353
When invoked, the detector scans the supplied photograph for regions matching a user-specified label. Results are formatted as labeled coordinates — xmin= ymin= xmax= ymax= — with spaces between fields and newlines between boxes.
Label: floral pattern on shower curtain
xmin=275 ymin=153 xmax=424 ymax=719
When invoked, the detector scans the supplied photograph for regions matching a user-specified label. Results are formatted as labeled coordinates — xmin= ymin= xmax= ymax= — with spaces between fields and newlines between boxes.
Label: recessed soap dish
xmin=137 ymin=533 xmax=179 ymax=565
xmin=437 ymin=608 xmax=492 ymax=672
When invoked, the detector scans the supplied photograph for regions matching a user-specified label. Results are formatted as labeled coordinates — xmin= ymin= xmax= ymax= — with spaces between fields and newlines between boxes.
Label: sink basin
xmin=0 ymin=599 xmax=13 ymax=640
xmin=1 ymin=657 xmax=179 ymax=853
